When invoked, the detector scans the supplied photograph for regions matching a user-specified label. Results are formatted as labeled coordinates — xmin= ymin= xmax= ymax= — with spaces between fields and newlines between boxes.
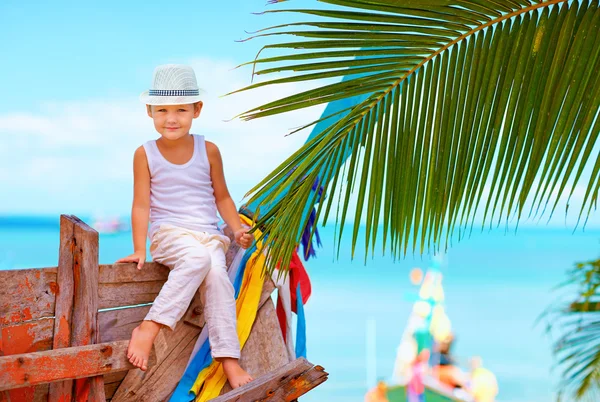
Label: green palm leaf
xmin=544 ymin=258 xmax=600 ymax=401
xmin=234 ymin=0 xmax=600 ymax=272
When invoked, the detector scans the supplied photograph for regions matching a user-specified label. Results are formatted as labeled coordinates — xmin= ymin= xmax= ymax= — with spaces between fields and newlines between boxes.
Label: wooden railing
xmin=0 ymin=214 xmax=327 ymax=401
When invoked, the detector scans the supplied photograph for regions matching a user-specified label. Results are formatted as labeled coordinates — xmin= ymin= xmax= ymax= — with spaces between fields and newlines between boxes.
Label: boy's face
xmin=147 ymin=102 xmax=202 ymax=140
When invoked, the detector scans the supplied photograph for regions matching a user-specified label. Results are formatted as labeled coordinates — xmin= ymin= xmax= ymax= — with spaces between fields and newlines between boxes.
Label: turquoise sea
xmin=1 ymin=216 xmax=599 ymax=402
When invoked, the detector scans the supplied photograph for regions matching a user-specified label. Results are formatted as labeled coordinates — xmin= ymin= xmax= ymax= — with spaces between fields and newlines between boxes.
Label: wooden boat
xmin=0 ymin=214 xmax=327 ymax=401
xmin=365 ymin=266 xmax=480 ymax=402
xmin=385 ymin=379 xmax=467 ymax=402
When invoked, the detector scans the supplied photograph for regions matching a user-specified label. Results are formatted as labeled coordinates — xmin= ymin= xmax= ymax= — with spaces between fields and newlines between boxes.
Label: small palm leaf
xmin=233 ymin=0 xmax=600 ymax=272
xmin=545 ymin=258 xmax=600 ymax=401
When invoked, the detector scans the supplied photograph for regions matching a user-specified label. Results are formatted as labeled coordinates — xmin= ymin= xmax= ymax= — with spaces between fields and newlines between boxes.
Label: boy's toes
xmin=141 ymin=359 xmax=148 ymax=371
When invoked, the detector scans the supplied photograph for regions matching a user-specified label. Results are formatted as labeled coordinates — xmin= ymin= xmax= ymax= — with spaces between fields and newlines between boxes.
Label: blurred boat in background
xmin=91 ymin=215 xmax=128 ymax=234
xmin=365 ymin=260 xmax=498 ymax=402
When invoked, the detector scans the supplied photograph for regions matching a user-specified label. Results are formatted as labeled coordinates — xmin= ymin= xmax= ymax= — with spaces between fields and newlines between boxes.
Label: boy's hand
xmin=234 ymin=229 xmax=253 ymax=249
xmin=116 ymin=251 xmax=146 ymax=270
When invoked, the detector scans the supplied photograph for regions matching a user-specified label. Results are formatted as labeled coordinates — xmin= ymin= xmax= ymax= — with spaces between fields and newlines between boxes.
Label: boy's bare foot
xmin=219 ymin=357 xmax=254 ymax=388
xmin=127 ymin=320 xmax=161 ymax=371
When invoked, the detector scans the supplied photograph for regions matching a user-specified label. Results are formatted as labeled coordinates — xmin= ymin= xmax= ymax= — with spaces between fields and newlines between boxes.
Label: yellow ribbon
xmin=191 ymin=215 xmax=265 ymax=401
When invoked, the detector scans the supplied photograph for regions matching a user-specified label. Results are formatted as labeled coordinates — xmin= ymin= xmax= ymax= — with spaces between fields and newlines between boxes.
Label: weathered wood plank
xmin=0 ymin=318 xmax=54 ymax=356
xmin=104 ymin=371 xmax=128 ymax=385
xmin=99 ymin=262 xmax=169 ymax=284
xmin=49 ymin=215 xmax=106 ymax=401
xmin=33 ymin=384 xmax=49 ymax=402
xmin=48 ymin=215 xmax=78 ymax=402
xmin=220 ymin=295 xmax=288 ymax=396
xmin=0 ymin=340 xmax=156 ymax=391
xmin=0 ymin=384 xmax=49 ymax=402
xmin=98 ymin=305 xmax=152 ymax=343
xmin=104 ymin=371 xmax=127 ymax=400
xmin=261 ymin=364 xmax=328 ymax=401
xmin=111 ymin=323 xmax=200 ymax=402
xmin=99 ymin=281 xmax=166 ymax=310
xmin=0 ymin=318 xmax=55 ymax=402
xmin=105 ymin=381 xmax=121 ymax=401
xmin=210 ymin=358 xmax=327 ymax=402
xmin=70 ymin=217 xmax=105 ymax=401
xmin=0 ymin=267 xmax=57 ymax=325
xmin=258 ymin=278 xmax=276 ymax=311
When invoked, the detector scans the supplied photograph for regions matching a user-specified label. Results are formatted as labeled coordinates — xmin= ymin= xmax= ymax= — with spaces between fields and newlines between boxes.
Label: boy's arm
xmin=206 ymin=141 xmax=244 ymax=233
xmin=117 ymin=146 xmax=150 ymax=269
xmin=132 ymin=146 xmax=151 ymax=252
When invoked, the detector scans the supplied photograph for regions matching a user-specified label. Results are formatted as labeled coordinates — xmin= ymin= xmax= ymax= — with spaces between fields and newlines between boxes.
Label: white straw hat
xmin=140 ymin=64 xmax=204 ymax=105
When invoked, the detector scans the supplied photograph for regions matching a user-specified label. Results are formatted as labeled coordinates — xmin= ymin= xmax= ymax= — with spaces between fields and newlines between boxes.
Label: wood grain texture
xmin=98 ymin=305 xmax=152 ymax=343
xmin=0 ymin=384 xmax=49 ymax=402
xmin=71 ymin=216 xmax=106 ymax=401
xmin=99 ymin=262 xmax=169 ymax=284
xmin=99 ymin=281 xmax=166 ymax=310
xmin=241 ymin=296 xmax=288 ymax=377
xmin=49 ymin=215 xmax=106 ymax=401
xmin=48 ymin=215 xmax=78 ymax=402
xmin=0 ymin=267 xmax=57 ymax=326
xmin=0 ymin=340 xmax=156 ymax=391
xmin=260 ymin=364 xmax=328 ymax=401
xmin=0 ymin=318 xmax=55 ymax=402
xmin=104 ymin=371 xmax=128 ymax=400
xmin=0 ymin=318 xmax=54 ymax=357
xmin=210 ymin=358 xmax=328 ymax=402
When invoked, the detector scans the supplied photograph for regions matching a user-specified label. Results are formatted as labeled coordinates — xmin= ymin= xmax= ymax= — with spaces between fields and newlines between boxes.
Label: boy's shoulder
xmin=134 ymin=144 xmax=147 ymax=154
xmin=204 ymin=140 xmax=220 ymax=155
xmin=134 ymin=145 xmax=148 ymax=160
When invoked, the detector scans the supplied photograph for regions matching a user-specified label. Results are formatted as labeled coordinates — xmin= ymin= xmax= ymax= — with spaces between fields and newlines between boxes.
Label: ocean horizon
xmin=1 ymin=215 xmax=599 ymax=401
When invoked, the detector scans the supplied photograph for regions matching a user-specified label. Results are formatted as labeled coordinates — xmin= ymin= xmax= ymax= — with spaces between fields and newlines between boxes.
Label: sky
xmin=0 ymin=0 xmax=327 ymax=216
xmin=0 ymin=0 xmax=598 ymax=229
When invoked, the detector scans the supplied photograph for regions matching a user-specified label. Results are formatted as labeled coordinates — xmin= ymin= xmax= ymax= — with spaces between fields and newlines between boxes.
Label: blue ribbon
xmin=295 ymin=283 xmax=307 ymax=359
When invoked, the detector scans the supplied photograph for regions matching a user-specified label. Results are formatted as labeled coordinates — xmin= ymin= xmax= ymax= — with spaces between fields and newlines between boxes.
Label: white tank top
xmin=143 ymin=134 xmax=221 ymax=240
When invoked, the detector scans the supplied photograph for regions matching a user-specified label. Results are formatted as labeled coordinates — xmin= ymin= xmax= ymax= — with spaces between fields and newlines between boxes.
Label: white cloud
xmin=0 ymin=57 xmax=327 ymax=215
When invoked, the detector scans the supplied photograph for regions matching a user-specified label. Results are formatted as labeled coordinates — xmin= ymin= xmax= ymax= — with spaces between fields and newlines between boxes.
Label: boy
xmin=117 ymin=64 xmax=253 ymax=388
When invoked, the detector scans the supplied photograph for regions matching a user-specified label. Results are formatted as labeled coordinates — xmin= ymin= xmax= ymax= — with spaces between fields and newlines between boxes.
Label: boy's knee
xmin=204 ymin=265 xmax=229 ymax=285
xmin=181 ymin=247 xmax=212 ymax=273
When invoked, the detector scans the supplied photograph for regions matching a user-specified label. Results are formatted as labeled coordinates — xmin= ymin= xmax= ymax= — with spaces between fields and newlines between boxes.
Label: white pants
xmin=146 ymin=224 xmax=241 ymax=359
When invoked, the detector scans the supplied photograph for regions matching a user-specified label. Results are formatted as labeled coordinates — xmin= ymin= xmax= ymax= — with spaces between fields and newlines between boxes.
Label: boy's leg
xmin=201 ymin=245 xmax=239 ymax=359
xmin=128 ymin=227 xmax=213 ymax=370
xmin=201 ymin=236 xmax=253 ymax=388
xmin=145 ymin=232 xmax=213 ymax=328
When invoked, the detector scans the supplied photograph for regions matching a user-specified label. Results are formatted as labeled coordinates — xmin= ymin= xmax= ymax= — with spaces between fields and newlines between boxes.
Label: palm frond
xmin=545 ymin=257 xmax=600 ymax=401
xmin=234 ymin=0 xmax=600 ymax=272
